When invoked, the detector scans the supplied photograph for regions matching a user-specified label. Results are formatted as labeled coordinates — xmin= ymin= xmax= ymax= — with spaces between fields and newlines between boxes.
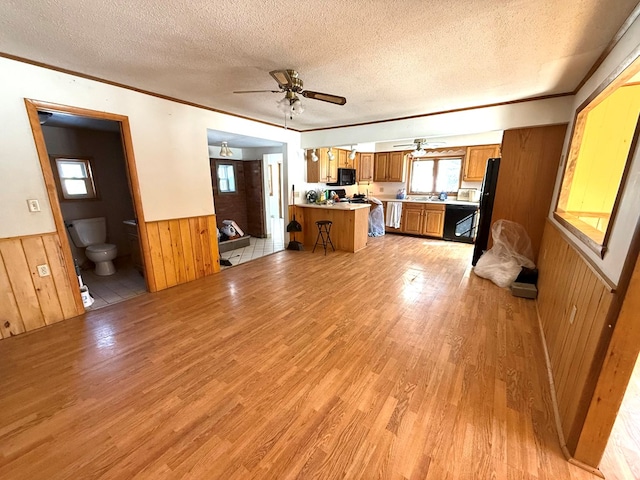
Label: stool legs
xmin=313 ymin=221 xmax=335 ymax=255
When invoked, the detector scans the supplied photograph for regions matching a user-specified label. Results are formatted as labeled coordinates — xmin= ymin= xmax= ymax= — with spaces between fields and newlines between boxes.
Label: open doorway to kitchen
xmin=25 ymin=100 xmax=148 ymax=311
xmin=206 ymin=130 xmax=285 ymax=268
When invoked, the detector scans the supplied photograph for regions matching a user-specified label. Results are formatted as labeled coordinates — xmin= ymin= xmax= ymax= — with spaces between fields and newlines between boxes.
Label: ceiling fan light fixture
xmin=327 ymin=148 xmax=335 ymax=161
xmin=311 ymin=148 xmax=318 ymax=162
xmin=220 ymin=141 xmax=233 ymax=157
xmin=277 ymin=92 xmax=304 ymax=117
xmin=349 ymin=146 xmax=356 ymax=161
xmin=413 ymin=147 xmax=426 ymax=157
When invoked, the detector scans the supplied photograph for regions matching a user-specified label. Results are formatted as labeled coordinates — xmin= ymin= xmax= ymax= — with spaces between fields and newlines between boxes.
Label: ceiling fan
xmin=234 ymin=69 xmax=346 ymax=118
xmin=394 ymin=138 xmax=446 ymax=156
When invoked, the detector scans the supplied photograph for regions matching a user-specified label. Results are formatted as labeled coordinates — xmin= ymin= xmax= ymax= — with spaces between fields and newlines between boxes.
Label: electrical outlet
xmin=27 ymin=199 xmax=40 ymax=212
xmin=37 ymin=264 xmax=50 ymax=277
xmin=568 ymin=305 xmax=577 ymax=325
xmin=379 ymin=187 xmax=384 ymax=193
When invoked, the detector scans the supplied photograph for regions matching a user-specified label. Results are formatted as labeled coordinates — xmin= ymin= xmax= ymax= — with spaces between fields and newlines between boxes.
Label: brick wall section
xmin=212 ymin=159 xmax=248 ymax=235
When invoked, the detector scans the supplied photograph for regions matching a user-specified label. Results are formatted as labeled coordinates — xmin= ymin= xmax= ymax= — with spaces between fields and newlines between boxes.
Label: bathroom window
xmin=217 ymin=164 xmax=236 ymax=193
xmin=53 ymin=157 xmax=98 ymax=200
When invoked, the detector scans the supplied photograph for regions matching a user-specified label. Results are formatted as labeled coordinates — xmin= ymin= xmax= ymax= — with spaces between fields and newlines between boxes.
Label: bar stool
xmin=313 ymin=220 xmax=335 ymax=255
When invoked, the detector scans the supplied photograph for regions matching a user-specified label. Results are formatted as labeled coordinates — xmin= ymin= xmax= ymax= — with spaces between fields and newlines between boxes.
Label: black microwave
xmin=327 ymin=168 xmax=356 ymax=186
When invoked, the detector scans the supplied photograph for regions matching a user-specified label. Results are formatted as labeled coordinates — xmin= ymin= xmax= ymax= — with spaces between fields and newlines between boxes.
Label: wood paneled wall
xmin=143 ymin=215 xmax=220 ymax=292
xmin=537 ymin=221 xmax=615 ymax=455
xmin=492 ymin=125 xmax=567 ymax=260
xmin=0 ymin=215 xmax=220 ymax=340
xmin=0 ymin=232 xmax=84 ymax=339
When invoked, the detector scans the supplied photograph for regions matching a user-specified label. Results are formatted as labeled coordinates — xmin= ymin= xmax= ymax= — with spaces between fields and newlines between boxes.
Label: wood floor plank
xmin=0 ymin=235 xmax=600 ymax=479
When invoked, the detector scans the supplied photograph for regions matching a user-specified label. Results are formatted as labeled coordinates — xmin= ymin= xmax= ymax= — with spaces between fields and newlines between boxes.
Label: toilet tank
xmin=67 ymin=217 xmax=107 ymax=247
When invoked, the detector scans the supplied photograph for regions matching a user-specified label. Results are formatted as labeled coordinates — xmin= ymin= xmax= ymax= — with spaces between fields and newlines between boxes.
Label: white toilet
xmin=67 ymin=217 xmax=118 ymax=276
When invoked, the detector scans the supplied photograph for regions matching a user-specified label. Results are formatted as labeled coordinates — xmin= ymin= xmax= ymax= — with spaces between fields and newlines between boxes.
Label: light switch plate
xmin=37 ymin=264 xmax=50 ymax=277
xmin=27 ymin=199 xmax=40 ymax=212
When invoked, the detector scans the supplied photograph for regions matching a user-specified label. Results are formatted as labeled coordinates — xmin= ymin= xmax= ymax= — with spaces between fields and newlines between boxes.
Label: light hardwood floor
xmin=0 ymin=235 xmax=601 ymax=479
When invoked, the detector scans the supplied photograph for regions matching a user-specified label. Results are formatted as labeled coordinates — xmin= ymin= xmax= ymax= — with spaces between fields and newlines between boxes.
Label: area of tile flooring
xmin=81 ymin=258 xmax=147 ymax=310
xmin=220 ymin=219 xmax=284 ymax=269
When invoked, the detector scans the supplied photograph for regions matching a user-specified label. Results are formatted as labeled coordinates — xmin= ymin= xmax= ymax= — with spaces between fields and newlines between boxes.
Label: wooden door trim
xmin=24 ymin=99 xmax=156 ymax=293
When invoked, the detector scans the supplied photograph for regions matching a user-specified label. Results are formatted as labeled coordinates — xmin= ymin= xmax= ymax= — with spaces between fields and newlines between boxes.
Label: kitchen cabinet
xmin=388 ymin=151 xmax=405 ymax=182
xmin=336 ymin=148 xmax=355 ymax=169
xmin=400 ymin=203 xmax=445 ymax=238
xmin=374 ymin=152 xmax=388 ymax=182
xmin=357 ymin=153 xmax=374 ymax=183
xmin=463 ymin=144 xmax=501 ymax=181
xmin=374 ymin=151 xmax=405 ymax=182
xmin=307 ymin=148 xmax=337 ymax=183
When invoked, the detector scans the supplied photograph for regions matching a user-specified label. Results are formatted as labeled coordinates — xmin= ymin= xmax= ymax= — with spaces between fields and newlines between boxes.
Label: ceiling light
xmin=349 ymin=146 xmax=356 ymax=161
xmin=311 ymin=149 xmax=318 ymax=162
xmin=413 ymin=147 xmax=426 ymax=157
xmin=219 ymin=141 xmax=233 ymax=157
xmin=277 ymin=91 xmax=304 ymax=119
xmin=327 ymin=148 xmax=335 ymax=161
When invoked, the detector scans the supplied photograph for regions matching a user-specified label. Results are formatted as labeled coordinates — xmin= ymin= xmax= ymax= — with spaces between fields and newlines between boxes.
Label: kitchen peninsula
xmin=293 ymin=203 xmax=370 ymax=252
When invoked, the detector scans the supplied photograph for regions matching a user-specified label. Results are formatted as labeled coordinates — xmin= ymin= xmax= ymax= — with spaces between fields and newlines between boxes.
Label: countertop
xmin=378 ymin=197 xmax=479 ymax=207
xmin=295 ymin=202 xmax=371 ymax=211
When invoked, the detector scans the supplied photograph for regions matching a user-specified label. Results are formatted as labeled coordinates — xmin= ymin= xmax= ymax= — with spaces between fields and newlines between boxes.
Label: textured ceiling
xmin=2 ymin=0 xmax=637 ymax=130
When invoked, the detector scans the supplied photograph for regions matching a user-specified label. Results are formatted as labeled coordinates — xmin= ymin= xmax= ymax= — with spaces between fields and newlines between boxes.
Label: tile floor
xmin=220 ymin=218 xmax=285 ymax=269
xmin=81 ymin=258 xmax=147 ymax=310
xmin=80 ymin=219 xmax=285 ymax=307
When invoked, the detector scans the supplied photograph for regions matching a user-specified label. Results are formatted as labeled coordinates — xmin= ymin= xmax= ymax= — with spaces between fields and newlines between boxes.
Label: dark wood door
xmin=244 ymin=160 xmax=266 ymax=238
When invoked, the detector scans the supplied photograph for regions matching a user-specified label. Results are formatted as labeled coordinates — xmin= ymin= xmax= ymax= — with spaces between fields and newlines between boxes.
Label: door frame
xmin=24 ymin=99 xmax=156 ymax=298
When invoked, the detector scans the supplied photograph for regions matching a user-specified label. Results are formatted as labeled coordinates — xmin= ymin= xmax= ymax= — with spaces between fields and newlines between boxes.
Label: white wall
xmin=549 ymin=18 xmax=640 ymax=286
xmin=300 ymin=97 xmax=574 ymax=148
xmin=0 ymin=57 xmax=300 ymax=239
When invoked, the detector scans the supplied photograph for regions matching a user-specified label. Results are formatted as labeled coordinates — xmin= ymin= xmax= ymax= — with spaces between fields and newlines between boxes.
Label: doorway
xmin=206 ymin=130 xmax=286 ymax=268
xmin=25 ymin=100 xmax=149 ymax=310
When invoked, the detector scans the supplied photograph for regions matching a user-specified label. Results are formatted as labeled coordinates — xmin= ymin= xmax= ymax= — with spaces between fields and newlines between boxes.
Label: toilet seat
xmin=86 ymin=243 xmax=116 ymax=254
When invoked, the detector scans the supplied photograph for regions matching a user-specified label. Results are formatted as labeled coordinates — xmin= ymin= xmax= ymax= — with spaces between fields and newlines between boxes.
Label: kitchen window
xmin=217 ymin=164 xmax=236 ymax=193
xmin=53 ymin=156 xmax=98 ymax=200
xmin=409 ymin=157 xmax=462 ymax=195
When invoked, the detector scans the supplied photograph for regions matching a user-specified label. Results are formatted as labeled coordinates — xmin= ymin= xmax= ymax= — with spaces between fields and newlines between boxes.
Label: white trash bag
xmin=474 ymin=220 xmax=535 ymax=288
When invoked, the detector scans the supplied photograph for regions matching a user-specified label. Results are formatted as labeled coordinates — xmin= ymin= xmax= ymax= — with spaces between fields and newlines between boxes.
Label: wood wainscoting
xmin=0 ymin=215 xmax=220 ymax=340
xmin=0 ymin=232 xmax=84 ymax=339
xmin=536 ymin=220 xmax=615 ymax=465
xmin=143 ymin=215 xmax=220 ymax=292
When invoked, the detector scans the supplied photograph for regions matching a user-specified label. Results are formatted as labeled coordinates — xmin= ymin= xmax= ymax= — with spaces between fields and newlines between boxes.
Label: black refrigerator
xmin=472 ymin=157 xmax=500 ymax=265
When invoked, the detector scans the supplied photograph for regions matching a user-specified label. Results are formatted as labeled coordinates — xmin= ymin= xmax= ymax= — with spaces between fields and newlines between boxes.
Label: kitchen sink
xmin=409 ymin=196 xmax=441 ymax=202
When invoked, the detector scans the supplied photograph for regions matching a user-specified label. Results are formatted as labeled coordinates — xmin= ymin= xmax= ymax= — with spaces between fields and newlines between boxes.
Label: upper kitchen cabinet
xmin=336 ymin=148 xmax=355 ymax=169
xmin=374 ymin=151 xmax=406 ymax=182
xmin=463 ymin=144 xmax=501 ymax=181
xmin=307 ymin=148 xmax=337 ymax=183
xmin=357 ymin=153 xmax=374 ymax=183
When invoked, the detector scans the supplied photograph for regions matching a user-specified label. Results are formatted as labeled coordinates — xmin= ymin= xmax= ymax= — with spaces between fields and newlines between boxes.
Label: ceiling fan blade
xmin=393 ymin=143 xmax=416 ymax=147
xmin=301 ymin=90 xmax=346 ymax=105
xmin=270 ymin=70 xmax=294 ymax=88
xmin=233 ymin=89 xmax=281 ymax=94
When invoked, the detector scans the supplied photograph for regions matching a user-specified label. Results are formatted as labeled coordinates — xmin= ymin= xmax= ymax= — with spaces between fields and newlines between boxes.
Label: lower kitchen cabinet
xmin=424 ymin=209 xmax=444 ymax=237
xmin=384 ymin=202 xmax=445 ymax=238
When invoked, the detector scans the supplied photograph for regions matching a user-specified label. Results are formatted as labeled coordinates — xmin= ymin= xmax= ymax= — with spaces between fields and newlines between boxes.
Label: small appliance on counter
xmin=306 ymin=190 xmax=318 ymax=204
xmin=457 ymin=188 xmax=480 ymax=202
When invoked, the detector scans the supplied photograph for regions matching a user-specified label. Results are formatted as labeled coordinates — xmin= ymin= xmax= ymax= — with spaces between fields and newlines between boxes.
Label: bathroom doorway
xmin=25 ymin=100 xmax=149 ymax=310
